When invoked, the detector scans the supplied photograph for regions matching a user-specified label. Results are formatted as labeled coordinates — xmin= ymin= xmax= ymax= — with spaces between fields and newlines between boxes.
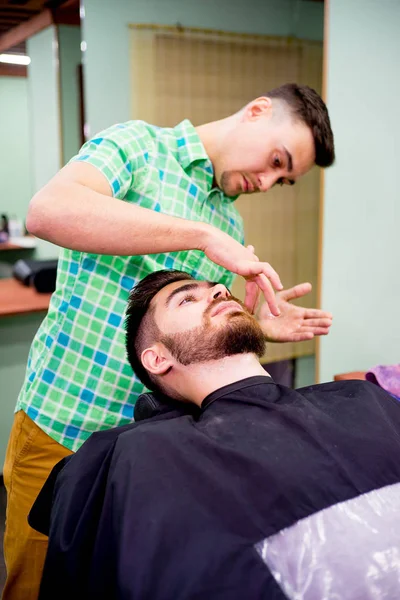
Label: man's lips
xmin=211 ymin=301 xmax=243 ymax=318
xmin=243 ymin=176 xmax=256 ymax=194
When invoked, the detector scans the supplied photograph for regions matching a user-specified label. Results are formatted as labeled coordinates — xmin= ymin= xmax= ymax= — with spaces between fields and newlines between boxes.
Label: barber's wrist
xmin=192 ymin=221 xmax=215 ymax=252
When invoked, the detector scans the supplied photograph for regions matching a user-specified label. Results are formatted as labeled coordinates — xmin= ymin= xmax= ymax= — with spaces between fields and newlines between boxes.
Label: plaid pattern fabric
xmin=16 ymin=120 xmax=245 ymax=451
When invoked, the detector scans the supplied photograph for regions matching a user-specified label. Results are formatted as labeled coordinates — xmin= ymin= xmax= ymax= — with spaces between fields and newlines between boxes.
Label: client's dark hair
xmin=266 ymin=83 xmax=335 ymax=168
xmin=125 ymin=269 xmax=194 ymax=391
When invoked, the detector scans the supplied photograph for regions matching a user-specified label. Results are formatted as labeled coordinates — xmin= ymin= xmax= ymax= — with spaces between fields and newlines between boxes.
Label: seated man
xmin=31 ymin=270 xmax=400 ymax=600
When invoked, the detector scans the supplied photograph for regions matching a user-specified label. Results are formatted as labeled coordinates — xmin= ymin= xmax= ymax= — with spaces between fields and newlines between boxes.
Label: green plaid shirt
xmin=17 ymin=120 xmax=244 ymax=451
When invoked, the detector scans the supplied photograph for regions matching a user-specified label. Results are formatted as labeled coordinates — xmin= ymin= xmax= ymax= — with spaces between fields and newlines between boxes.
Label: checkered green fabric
xmin=16 ymin=120 xmax=244 ymax=451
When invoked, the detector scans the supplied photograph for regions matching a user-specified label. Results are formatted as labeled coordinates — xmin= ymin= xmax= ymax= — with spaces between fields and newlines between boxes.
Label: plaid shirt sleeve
xmin=70 ymin=122 xmax=146 ymax=200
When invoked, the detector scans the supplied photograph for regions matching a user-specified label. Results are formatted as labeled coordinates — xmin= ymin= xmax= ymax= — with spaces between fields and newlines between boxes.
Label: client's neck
xmin=172 ymin=354 xmax=270 ymax=407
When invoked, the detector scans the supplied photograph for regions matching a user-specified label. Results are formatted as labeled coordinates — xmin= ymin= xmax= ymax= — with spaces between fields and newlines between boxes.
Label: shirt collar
xmin=173 ymin=119 xmax=210 ymax=170
xmin=173 ymin=119 xmax=239 ymax=202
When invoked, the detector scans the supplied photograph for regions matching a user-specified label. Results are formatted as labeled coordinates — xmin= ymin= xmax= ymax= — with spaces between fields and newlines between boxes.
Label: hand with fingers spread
xmin=258 ymin=282 xmax=333 ymax=343
xmin=243 ymin=244 xmax=262 ymax=314
xmin=201 ymin=228 xmax=283 ymax=316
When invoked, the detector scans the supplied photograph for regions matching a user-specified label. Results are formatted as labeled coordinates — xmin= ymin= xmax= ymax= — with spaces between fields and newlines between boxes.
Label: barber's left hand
xmin=258 ymin=283 xmax=333 ymax=343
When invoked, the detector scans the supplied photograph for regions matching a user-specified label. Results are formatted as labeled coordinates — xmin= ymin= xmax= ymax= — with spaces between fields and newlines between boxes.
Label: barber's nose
xmin=258 ymin=173 xmax=277 ymax=193
xmin=209 ymin=284 xmax=229 ymax=303
xmin=258 ymin=177 xmax=273 ymax=193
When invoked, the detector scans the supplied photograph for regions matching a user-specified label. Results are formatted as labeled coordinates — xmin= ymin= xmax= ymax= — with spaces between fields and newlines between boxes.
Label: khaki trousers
xmin=2 ymin=411 xmax=72 ymax=600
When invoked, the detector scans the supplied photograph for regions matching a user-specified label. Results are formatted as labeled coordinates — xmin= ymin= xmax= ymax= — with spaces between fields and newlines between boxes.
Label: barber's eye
xmin=180 ymin=294 xmax=196 ymax=305
xmin=273 ymin=156 xmax=281 ymax=168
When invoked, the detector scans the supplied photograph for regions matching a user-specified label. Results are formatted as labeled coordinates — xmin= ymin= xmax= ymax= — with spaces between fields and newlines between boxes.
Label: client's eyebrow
xmin=165 ymin=281 xmax=218 ymax=307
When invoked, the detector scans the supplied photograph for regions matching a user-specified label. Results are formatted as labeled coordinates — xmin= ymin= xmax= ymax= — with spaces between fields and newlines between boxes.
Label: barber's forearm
xmin=26 ymin=181 xmax=210 ymax=256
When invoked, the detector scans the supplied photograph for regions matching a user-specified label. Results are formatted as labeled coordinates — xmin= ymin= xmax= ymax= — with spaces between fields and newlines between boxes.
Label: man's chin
xmin=212 ymin=310 xmax=249 ymax=326
xmin=220 ymin=187 xmax=237 ymax=199
xmin=228 ymin=310 xmax=253 ymax=321
xmin=220 ymin=179 xmax=241 ymax=198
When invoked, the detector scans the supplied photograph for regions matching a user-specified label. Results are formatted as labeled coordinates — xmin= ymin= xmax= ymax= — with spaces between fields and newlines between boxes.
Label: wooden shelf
xmin=0 ymin=278 xmax=51 ymax=318
xmin=334 ymin=371 xmax=366 ymax=382
xmin=0 ymin=242 xmax=28 ymax=251
xmin=0 ymin=236 xmax=37 ymax=251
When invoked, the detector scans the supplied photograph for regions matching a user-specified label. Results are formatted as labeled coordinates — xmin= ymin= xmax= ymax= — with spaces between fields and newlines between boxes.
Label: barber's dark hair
xmin=125 ymin=269 xmax=194 ymax=391
xmin=266 ymin=83 xmax=335 ymax=168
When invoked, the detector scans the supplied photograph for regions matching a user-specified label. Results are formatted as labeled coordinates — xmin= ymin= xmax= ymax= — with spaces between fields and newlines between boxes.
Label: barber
xmin=2 ymin=83 xmax=334 ymax=600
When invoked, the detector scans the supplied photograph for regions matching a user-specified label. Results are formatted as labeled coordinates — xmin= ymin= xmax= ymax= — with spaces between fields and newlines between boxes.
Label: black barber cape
xmin=30 ymin=377 xmax=400 ymax=600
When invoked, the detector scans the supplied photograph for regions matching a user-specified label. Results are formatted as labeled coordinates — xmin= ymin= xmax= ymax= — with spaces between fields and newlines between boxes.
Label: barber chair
xmin=134 ymin=391 xmax=198 ymax=421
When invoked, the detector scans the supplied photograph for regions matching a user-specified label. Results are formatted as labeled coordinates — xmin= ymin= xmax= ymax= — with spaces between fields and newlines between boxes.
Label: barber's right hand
xmin=200 ymin=227 xmax=283 ymax=317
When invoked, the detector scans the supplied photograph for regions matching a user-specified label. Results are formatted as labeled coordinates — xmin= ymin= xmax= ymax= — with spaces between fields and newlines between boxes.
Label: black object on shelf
xmin=13 ymin=259 xmax=58 ymax=293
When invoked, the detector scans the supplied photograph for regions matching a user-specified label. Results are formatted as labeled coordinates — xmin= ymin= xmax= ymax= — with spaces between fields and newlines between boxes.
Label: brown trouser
xmin=2 ymin=411 xmax=72 ymax=600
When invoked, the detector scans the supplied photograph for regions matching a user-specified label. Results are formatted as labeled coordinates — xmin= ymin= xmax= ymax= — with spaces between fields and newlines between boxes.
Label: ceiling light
xmin=0 ymin=54 xmax=31 ymax=66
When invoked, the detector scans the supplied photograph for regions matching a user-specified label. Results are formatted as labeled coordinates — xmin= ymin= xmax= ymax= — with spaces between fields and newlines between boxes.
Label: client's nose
xmin=209 ymin=284 xmax=230 ymax=302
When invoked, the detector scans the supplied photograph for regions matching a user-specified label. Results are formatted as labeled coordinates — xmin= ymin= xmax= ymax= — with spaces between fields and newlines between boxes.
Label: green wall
xmin=58 ymin=24 xmax=82 ymax=163
xmin=319 ymin=0 xmax=400 ymax=382
xmin=27 ymin=26 xmax=62 ymax=260
xmin=295 ymin=355 xmax=316 ymax=388
xmin=27 ymin=27 xmax=61 ymax=194
xmin=0 ymin=77 xmax=32 ymax=222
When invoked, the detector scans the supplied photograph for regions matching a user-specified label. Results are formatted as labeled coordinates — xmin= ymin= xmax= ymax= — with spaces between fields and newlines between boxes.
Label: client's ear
xmin=141 ymin=343 xmax=174 ymax=377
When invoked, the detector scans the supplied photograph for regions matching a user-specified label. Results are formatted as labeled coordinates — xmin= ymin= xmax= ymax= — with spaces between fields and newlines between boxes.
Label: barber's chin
xmin=221 ymin=180 xmax=240 ymax=198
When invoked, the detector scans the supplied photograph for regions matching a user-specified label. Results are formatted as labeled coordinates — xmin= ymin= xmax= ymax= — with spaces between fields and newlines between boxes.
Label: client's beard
xmin=161 ymin=297 xmax=266 ymax=366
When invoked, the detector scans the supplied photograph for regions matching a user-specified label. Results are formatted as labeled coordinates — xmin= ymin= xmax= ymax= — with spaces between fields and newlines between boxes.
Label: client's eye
xmin=180 ymin=294 xmax=196 ymax=305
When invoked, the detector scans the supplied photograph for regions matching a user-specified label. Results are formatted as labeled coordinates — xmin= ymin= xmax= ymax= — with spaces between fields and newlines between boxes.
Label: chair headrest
xmin=134 ymin=391 xmax=198 ymax=422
